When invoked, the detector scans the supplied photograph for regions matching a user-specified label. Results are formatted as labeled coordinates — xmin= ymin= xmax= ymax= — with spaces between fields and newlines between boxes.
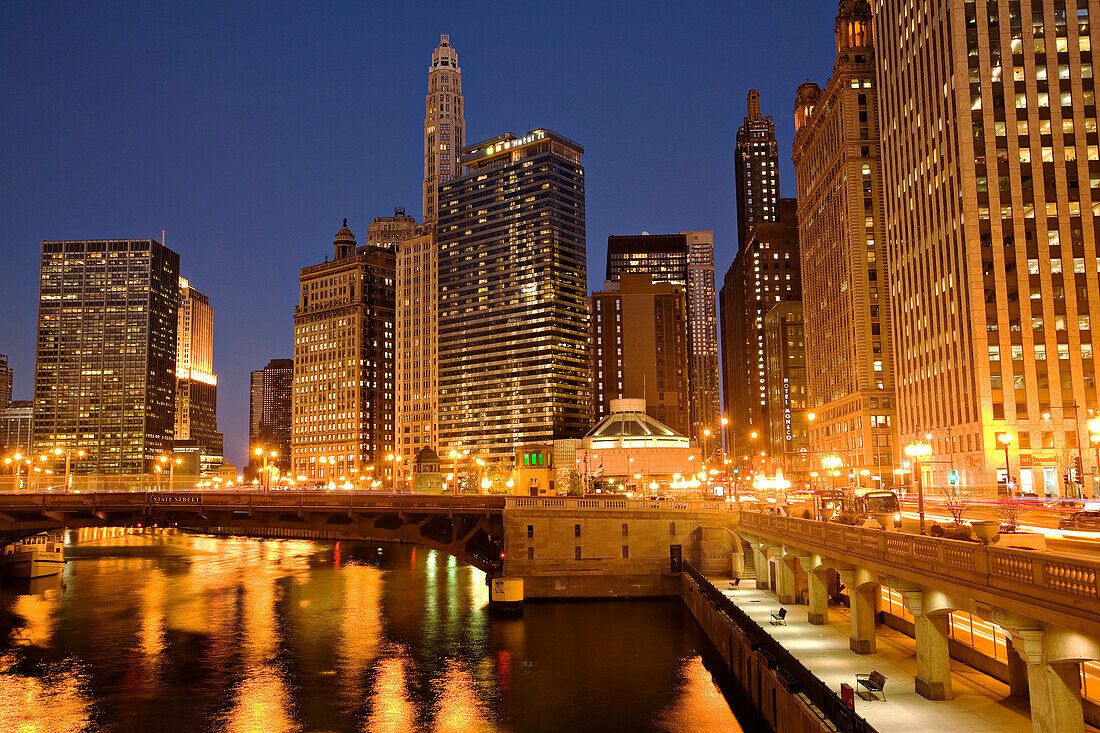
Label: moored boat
xmin=1 ymin=533 xmax=64 ymax=578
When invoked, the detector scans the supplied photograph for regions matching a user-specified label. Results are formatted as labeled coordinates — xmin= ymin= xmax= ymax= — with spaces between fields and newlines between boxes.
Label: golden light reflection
xmin=657 ymin=656 xmax=742 ymax=732
xmin=0 ymin=655 xmax=93 ymax=733
xmin=364 ymin=654 xmax=418 ymax=733
xmin=432 ymin=659 xmax=496 ymax=733
xmin=9 ymin=587 xmax=61 ymax=649
xmin=222 ymin=548 xmax=299 ymax=733
xmin=338 ymin=563 xmax=383 ymax=708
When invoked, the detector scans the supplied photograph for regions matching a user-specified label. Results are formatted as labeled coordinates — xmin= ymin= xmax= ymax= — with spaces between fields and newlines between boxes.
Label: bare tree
xmin=943 ymin=488 xmax=971 ymax=526
xmin=997 ymin=495 xmax=1026 ymax=532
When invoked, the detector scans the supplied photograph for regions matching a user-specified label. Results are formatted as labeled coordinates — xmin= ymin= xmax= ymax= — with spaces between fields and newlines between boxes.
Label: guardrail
xmin=505 ymin=497 xmax=737 ymax=512
xmin=740 ymin=511 xmax=1100 ymax=623
xmin=0 ymin=491 xmax=509 ymax=512
xmin=683 ymin=562 xmax=876 ymax=733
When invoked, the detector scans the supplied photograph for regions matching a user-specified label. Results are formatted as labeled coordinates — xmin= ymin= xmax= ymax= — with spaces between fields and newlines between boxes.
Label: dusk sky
xmin=0 ymin=1 xmax=837 ymax=468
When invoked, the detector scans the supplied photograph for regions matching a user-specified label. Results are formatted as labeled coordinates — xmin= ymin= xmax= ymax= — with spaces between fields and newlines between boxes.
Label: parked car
xmin=1058 ymin=510 xmax=1100 ymax=531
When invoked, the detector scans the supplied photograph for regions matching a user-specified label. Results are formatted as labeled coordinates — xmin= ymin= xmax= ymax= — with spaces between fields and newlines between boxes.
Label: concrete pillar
xmin=898 ymin=587 xmax=958 ymax=700
xmin=1006 ymin=638 xmax=1030 ymax=700
xmin=837 ymin=567 xmax=877 ymax=654
xmin=776 ymin=551 xmax=797 ymax=604
xmin=1025 ymin=661 xmax=1084 ymax=733
xmin=731 ymin=539 xmax=745 ymax=578
xmin=914 ymin=614 xmax=954 ymax=700
xmin=749 ymin=543 xmax=769 ymax=590
xmin=806 ymin=569 xmax=829 ymax=625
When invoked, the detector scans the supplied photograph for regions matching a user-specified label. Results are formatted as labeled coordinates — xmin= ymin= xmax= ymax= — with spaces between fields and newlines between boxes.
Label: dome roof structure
xmin=583 ymin=399 xmax=689 ymax=449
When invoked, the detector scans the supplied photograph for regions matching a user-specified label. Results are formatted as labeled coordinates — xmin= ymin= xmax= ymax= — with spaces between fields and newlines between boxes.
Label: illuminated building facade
xmin=875 ymin=0 xmax=1100 ymax=495
xmin=0 ymin=354 xmax=11 ymax=408
xmin=32 ymin=239 xmax=179 ymax=473
xmin=423 ymin=34 xmax=466 ymax=223
xmin=792 ymin=0 xmax=896 ymax=485
xmin=0 ymin=401 xmax=32 ymax=456
xmin=735 ymin=89 xmax=781 ymax=245
xmin=396 ymin=224 xmax=438 ymax=466
xmin=764 ymin=302 xmax=808 ymax=479
xmin=248 ymin=358 xmax=293 ymax=477
xmin=719 ymin=200 xmax=801 ymax=452
xmin=590 ymin=273 xmax=691 ymax=436
xmin=174 ymin=277 xmax=222 ymax=473
xmin=292 ymin=220 xmax=395 ymax=481
xmin=438 ymin=129 xmax=589 ymax=457
xmin=605 ymin=232 xmax=721 ymax=436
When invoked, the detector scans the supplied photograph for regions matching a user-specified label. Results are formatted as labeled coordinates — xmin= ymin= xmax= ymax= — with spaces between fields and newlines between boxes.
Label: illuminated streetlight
xmin=905 ymin=442 xmax=932 ymax=534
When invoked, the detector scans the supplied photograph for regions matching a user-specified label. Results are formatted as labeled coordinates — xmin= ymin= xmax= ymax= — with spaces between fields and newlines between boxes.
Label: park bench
xmin=769 ymin=607 xmax=787 ymax=625
xmin=855 ymin=670 xmax=887 ymax=701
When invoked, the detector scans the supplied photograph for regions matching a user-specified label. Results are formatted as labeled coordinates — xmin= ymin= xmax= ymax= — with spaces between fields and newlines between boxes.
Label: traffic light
xmin=948 ymin=470 xmax=959 ymax=486
xmin=1075 ymin=455 xmax=1084 ymax=480
xmin=1064 ymin=473 xmax=1071 ymax=490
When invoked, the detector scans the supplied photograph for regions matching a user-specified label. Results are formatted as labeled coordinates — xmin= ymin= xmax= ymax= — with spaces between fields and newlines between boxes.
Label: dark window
xmin=622 ymin=545 xmax=630 ymax=559
xmin=527 ymin=547 xmax=534 ymax=560
xmin=527 ymin=524 xmax=534 ymax=538
xmin=669 ymin=522 xmax=676 ymax=536
xmin=621 ymin=523 xmax=629 ymax=537
xmin=574 ymin=546 xmax=582 ymax=560
xmin=574 ymin=524 xmax=581 ymax=538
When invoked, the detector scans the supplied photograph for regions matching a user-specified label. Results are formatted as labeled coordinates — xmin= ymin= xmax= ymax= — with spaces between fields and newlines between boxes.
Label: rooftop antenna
xmin=162 ymin=229 xmax=166 ymax=245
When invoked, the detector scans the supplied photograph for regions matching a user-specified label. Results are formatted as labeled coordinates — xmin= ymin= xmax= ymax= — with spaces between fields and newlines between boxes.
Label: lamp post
xmin=1089 ymin=419 xmax=1100 ymax=499
xmin=702 ymin=428 xmax=712 ymax=464
xmin=720 ymin=415 xmax=729 ymax=463
xmin=822 ymin=455 xmax=842 ymax=493
xmin=904 ymin=442 xmax=932 ymax=535
xmin=52 ymin=447 xmax=85 ymax=490
xmin=997 ymin=432 xmax=1014 ymax=496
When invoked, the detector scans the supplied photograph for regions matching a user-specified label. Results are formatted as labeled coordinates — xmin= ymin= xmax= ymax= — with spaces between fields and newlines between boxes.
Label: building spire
xmin=423 ymin=34 xmax=466 ymax=223
xmin=747 ymin=89 xmax=762 ymax=120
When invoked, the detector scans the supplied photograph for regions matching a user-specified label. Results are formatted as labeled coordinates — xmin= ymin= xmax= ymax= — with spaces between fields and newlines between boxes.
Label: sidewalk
xmin=709 ymin=578 xmax=1098 ymax=733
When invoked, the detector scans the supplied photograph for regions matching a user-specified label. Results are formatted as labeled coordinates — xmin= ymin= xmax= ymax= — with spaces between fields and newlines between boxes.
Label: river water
xmin=0 ymin=529 xmax=745 ymax=732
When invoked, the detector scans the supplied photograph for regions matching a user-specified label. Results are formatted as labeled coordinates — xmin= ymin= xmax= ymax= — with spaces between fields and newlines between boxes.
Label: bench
xmin=769 ymin=607 xmax=787 ymax=625
xmin=728 ymin=578 xmax=741 ymax=590
xmin=855 ymin=670 xmax=887 ymax=701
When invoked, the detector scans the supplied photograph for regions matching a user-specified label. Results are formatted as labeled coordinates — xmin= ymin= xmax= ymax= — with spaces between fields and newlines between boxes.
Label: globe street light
xmin=997 ymin=432 xmax=1014 ymax=496
xmin=822 ymin=455 xmax=843 ymax=493
xmin=904 ymin=442 xmax=932 ymax=535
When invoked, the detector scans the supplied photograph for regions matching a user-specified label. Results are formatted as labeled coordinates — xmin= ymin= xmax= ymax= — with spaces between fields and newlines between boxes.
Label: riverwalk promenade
xmin=708 ymin=577 xmax=1099 ymax=733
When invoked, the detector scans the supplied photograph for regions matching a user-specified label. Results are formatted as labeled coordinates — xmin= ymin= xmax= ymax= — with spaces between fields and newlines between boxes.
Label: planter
xmin=970 ymin=520 xmax=1000 ymax=544
xmin=995 ymin=531 xmax=1047 ymax=551
xmin=873 ymin=512 xmax=895 ymax=530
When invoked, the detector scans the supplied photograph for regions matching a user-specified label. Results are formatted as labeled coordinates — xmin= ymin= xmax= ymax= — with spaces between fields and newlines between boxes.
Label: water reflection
xmin=0 ymin=530 xmax=743 ymax=732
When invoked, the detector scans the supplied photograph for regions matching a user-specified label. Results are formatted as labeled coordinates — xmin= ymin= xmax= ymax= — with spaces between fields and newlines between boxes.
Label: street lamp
xmin=904 ymin=442 xmax=932 ymax=535
xmin=822 ymin=455 xmax=842 ymax=493
xmin=52 ymin=447 xmax=85 ymax=490
xmin=997 ymin=432 xmax=1014 ymax=496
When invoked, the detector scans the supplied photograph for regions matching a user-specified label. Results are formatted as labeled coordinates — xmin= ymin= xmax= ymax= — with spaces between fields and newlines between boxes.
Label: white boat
xmin=1 ymin=533 xmax=65 ymax=578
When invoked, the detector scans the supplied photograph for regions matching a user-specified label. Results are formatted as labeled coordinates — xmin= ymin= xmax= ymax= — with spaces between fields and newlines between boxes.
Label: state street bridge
xmin=0 ymin=492 xmax=738 ymax=597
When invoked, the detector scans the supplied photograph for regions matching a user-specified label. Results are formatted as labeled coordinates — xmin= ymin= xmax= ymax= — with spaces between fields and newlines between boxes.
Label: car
xmin=1058 ymin=510 xmax=1100 ymax=531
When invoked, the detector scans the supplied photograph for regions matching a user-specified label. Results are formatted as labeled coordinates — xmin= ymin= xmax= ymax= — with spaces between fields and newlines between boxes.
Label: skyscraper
xmin=438 ymin=129 xmax=589 ymax=457
xmin=423 ymin=35 xmax=466 ymax=223
xmin=764 ymin=302 xmax=807 ymax=478
xmin=292 ymin=221 xmax=395 ymax=482
xmin=874 ymin=0 xmax=1100 ymax=495
xmin=590 ymin=274 xmax=691 ymax=436
xmin=606 ymin=232 xmax=721 ymax=436
xmin=792 ymin=0 xmax=896 ymax=484
xmin=395 ymin=224 xmax=438 ymax=465
xmin=33 ymin=239 xmax=179 ymax=473
xmin=249 ymin=358 xmax=293 ymax=477
xmin=175 ymin=277 xmax=223 ymax=473
xmin=719 ymin=200 xmax=801 ymax=452
xmin=0 ymin=353 xmax=12 ymax=408
xmin=366 ymin=207 xmax=419 ymax=250
xmin=734 ymin=90 xmax=780 ymax=246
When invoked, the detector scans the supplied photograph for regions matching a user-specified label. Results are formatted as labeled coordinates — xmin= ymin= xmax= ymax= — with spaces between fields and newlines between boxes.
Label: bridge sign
xmin=149 ymin=494 xmax=201 ymax=505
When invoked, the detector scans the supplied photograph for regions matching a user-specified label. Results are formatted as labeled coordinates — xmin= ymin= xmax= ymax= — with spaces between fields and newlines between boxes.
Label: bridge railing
xmin=505 ymin=497 xmax=736 ymax=512
xmin=683 ymin=561 xmax=876 ymax=733
xmin=0 ymin=491 xmax=510 ymax=512
xmin=740 ymin=511 xmax=1100 ymax=619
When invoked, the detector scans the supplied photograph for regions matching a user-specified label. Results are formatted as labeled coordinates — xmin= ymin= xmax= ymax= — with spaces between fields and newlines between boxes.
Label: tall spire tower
xmin=423 ymin=34 xmax=465 ymax=223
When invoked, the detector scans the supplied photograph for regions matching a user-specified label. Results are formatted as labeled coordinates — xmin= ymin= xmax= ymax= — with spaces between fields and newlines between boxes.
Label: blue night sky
xmin=0 ymin=1 xmax=837 ymax=468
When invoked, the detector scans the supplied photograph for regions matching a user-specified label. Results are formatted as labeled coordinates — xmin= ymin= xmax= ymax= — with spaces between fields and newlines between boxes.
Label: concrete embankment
xmin=681 ymin=564 xmax=875 ymax=733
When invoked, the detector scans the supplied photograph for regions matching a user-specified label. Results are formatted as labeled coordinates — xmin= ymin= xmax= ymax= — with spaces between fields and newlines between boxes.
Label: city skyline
xmin=0 ymin=1 xmax=838 ymax=467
